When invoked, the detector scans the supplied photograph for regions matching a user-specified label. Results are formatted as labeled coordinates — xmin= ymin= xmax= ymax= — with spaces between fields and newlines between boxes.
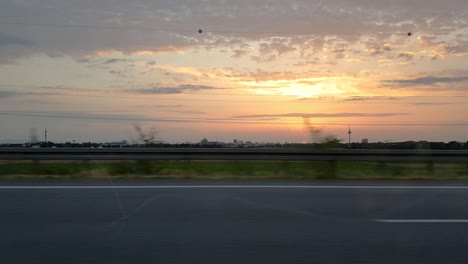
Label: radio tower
xmin=44 ymin=129 xmax=47 ymax=143
xmin=348 ymin=124 xmax=352 ymax=146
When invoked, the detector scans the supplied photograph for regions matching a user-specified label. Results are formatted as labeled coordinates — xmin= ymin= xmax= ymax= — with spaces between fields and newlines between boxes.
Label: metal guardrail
xmin=0 ymin=148 xmax=468 ymax=162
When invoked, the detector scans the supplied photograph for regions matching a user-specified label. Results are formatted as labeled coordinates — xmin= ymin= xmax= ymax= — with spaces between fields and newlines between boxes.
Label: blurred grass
xmin=0 ymin=161 xmax=467 ymax=180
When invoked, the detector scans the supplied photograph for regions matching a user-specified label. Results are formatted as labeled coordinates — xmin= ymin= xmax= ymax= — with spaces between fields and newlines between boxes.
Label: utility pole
xmin=348 ymin=124 xmax=352 ymax=147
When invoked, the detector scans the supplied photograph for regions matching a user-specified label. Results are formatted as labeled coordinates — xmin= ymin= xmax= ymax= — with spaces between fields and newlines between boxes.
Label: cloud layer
xmin=231 ymin=112 xmax=408 ymax=119
xmin=0 ymin=0 xmax=466 ymax=63
xmin=130 ymin=84 xmax=223 ymax=94
xmin=385 ymin=76 xmax=468 ymax=86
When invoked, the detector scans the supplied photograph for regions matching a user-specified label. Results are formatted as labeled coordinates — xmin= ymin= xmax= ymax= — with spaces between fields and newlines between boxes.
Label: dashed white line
xmin=376 ymin=219 xmax=468 ymax=223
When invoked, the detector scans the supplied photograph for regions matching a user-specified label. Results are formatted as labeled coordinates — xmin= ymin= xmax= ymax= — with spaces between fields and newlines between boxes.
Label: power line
xmin=0 ymin=22 xmax=195 ymax=33
xmin=0 ymin=83 xmax=348 ymax=104
xmin=1 ymin=90 xmax=296 ymax=104
xmin=0 ymin=111 xmax=467 ymax=126
xmin=0 ymin=84 xmax=291 ymax=98
xmin=1 ymin=84 xmax=468 ymax=105
xmin=3 ymin=89 xmax=468 ymax=105
xmin=0 ymin=21 xmax=423 ymax=36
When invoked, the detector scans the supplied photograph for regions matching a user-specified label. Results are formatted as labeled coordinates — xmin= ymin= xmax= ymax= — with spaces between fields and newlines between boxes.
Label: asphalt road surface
xmin=1 ymin=180 xmax=468 ymax=264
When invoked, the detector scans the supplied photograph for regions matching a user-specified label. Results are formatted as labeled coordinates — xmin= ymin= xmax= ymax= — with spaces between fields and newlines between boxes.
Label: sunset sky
xmin=0 ymin=0 xmax=467 ymax=143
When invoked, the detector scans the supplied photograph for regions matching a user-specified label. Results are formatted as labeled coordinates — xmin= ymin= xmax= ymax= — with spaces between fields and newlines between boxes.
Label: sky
xmin=0 ymin=0 xmax=467 ymax=143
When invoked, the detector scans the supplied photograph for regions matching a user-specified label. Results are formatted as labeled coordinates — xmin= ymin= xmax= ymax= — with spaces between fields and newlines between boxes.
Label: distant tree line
xmin=349 ymin=141 xmax=468 ymax=150
xmin=1 ymin=140 xmax=467 ymax=150
xmin=281 ymin=140 xmax=468 ymax=150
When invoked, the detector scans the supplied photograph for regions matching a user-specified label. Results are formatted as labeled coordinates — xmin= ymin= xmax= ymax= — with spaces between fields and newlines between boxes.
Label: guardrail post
xmin=378 ymin=161 xmax=387 ymax=170
xmin=328 ymin=160 xmax=337 ymax=179
xmin=426 ymin=161 xmax=434 ymax=175
xmin=82 ymin=159 xmax=91 ymax=177
xmin=136 ymin=160 xmax=152 ymax=174
xmin=281 ymin=161 xmax=290 ymax=176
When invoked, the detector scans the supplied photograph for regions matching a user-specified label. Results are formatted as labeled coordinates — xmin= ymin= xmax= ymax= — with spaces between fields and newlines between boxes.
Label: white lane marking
xmin=1 ymin=185 xmax=468 ymax=189
xmin=376 ymin=219 xmax=468 ymax=223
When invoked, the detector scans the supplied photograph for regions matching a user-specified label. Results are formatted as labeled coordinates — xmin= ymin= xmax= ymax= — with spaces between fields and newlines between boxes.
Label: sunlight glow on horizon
xmin=0 ymin=0 xmax=467 ymax=142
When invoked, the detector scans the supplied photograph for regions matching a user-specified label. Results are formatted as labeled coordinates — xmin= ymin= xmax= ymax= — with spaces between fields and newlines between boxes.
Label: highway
xmin=1 ymin=181 xmax=468 ymax=263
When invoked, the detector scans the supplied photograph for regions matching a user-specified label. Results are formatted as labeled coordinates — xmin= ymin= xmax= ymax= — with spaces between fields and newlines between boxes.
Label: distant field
xmin=0 ymin=161 xmax=468 ymax=180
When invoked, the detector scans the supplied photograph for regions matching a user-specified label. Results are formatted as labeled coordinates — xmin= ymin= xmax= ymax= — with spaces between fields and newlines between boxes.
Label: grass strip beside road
xmin=0 ymin=161 xmax=468 ymax=180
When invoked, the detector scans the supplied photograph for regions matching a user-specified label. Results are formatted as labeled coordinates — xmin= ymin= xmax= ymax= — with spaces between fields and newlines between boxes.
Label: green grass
xmin=0 ymin=161 xmax=467 ymax=180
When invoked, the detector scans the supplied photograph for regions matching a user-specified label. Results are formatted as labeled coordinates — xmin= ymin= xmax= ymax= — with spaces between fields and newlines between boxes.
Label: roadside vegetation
xmin=0 ymin=161 xmax=467 ymax=180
